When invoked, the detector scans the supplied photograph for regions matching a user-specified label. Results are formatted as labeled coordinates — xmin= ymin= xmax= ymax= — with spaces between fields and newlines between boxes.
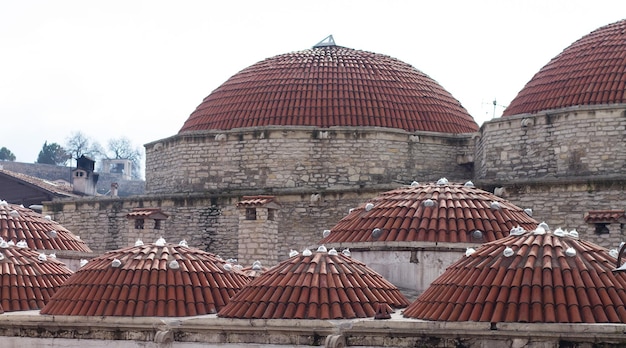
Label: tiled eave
xmin=323 ymin=241 xmax=484 ymax=252
xmin=2 ymin=312 xmax=626 ymax=346
xmin=584 ymin=210 xmax=626 ymax=224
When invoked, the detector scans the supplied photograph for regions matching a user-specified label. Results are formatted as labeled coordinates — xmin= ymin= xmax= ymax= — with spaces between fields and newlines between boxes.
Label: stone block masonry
xmin=44 ymin=189 xmax=391 ymax=266
xmin=476 ymin=106 xmax=626 ymax=181
xmin=475 ymin=105 xmax=626 ymax=249
xmin=144 ymin=126 xmax=475 ymax=194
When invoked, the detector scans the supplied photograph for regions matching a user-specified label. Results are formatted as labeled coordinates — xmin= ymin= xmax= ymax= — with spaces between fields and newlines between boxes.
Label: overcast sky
xmin=1 ymin=1 xmax=625 ymax=163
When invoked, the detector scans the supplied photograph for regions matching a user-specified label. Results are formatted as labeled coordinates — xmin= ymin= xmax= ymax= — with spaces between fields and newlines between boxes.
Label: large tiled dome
xmin=503 ymin=19 xmax=626 ymax=116
xmin=179 ymin=41 xmax=478 ymax=134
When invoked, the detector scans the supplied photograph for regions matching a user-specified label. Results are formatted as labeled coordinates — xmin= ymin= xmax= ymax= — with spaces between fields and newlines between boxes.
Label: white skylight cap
xmin=155 ymin=237 xmax=166 ymax=246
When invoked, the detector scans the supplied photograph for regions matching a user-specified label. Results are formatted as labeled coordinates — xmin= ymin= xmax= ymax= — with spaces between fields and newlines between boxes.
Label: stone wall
xmin=478 ymin=179 xmax=626 ymax=249
xmin=44 ymin=195 xmax=227 ymax=255
xmin=475 ymin=105 xmax=626 ymax=180
xmin=475 ymin=106 xmax=626 ymax=249
xmin=145 ymin=126 xmax=475 ymax=194
xmin=43 ymin=189 xmax=386 ymax=263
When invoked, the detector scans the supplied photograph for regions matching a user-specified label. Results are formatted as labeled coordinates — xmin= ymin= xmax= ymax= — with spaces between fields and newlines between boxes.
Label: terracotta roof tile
xmin=179 ymin=45 xmax=478 ymax=134
xmin=218 ymin=248 xmax=409 ymax=319
xmin=0 ymin=242 xmax=73 ymax=312
xmin=320 ymin=181 xmax=538 ymax=244
xmin=584 ymin=210 xmax=626 ymax=224
xmin=236 ymin=195 xmax=280 ymax=208
xmin=126 ymin=208 xmax=169 ymax=220
xmin=403 ymin=225 xmax=626 ymax=323
xmin=0 ymin=201 xmax=91 ymax=252
xmin=40 ymin=240 xmax=250 ymax=317
xmin=504 ymin=19 xmax=626 ymax=116
xmin=241 ymin=260 xmax=269 ymax=278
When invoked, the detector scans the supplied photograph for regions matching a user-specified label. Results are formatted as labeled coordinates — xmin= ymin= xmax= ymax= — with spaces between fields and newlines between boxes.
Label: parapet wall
xmin=480 ymin=179 xmax=626 ymax=249
xmin=43 ymin=189 xmax=384 ymax=263
xmin=145 ymin=126 xmax=475 ymax=194
xmin=475 ymin=105 xmax=626 ymax=180
xmin=2 ymin=312 xmax=626 ymax=347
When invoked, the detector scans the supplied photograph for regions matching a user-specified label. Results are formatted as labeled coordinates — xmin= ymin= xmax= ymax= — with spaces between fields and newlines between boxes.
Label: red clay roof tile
xmin=217 ymin=248 xmax=409 ymax=319
xmin=403 ymin=225 xmax=626 ymax=323
xmin=40 ymin=240 xmax=250 ymax=317
xmin=179 ymin=45 xmax=478 ymax=134
xmin=584 ymin=210 xmax=626 ymax=224
xmin=236 ymin=195 xmax=280 ymax=208
xmin=504 ymin=19 xmax=626 ymax=116
xmin=0 ymin=242 xmax=73 ymax=312
xmin=320 ymin=181 xmax=538 ymax=244
xmin=0 ymin=201 xmax=91 ymax=252
xmin=126 ymin=208 xmax=169 ymax=220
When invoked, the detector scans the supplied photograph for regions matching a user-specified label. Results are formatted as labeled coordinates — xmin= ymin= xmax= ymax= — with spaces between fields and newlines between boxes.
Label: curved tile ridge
xmin=504 ymin=19 xmax=626 ymax=116
xmin=218 ymin=248 xmax=410 ymax=319
xmin=0 ymin=241 xmax=73 ymax=312
xmin=40 ymin=240 xmax=250 ymax=317
xmin=0 ymin=201 xmax=92 ymax=252
xmin=320 ymin=181 xmax=538 ymax=244
xmin=179 ymin=45 xmax=478 ymax=134
xmin=403 ymin=225 xmax=626 ymax=323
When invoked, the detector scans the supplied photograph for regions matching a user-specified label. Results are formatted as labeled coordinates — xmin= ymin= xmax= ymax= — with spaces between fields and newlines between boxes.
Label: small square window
xmin=246 ymin=208 xmax=257 ymax=220
xmin=154 ymin=220 xmax=162 ymax=230
xmin=595 ymin=223 xmax=609 ymax=235
xmin=268 ymin=209 xmax=275 ymax=221
xmin=135 ymin=219 xmax=144 ymax=229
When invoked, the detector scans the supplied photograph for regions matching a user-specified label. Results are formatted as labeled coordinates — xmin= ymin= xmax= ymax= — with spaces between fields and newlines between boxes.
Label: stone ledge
xmin=1 ymin=311 xmax=626 ymax=346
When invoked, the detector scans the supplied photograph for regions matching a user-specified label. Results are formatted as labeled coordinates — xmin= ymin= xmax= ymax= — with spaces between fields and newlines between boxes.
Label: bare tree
xmin=65 ymin=131 xmax=103 ymax=164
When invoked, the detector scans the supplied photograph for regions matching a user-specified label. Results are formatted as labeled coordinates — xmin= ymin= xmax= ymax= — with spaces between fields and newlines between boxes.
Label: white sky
xmin=1 ymin=0 xmax=625 ymax=163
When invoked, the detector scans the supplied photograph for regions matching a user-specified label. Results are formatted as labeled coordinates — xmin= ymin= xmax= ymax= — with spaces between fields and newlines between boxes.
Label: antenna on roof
xmin=483 ymin=98 xmax=507 ymax=119
xmin=313 ymin=35 xmax=335 ymax=48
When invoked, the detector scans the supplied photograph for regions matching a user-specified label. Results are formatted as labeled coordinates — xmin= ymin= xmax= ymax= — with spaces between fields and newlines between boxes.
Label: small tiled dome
xmin=504 ymin=19 xmax=626 ymax=116
xmin=403 ymin=226 xmax=626 ymax=323
xmin=218 ymin=248 xmax=410 ymax=319
xmin=41 ymin=240 xmax=250 ymax=317
xmin=0 ymin=201 xmax=91 ymax=252
xmin=179 ymin=44 xmax=478 ymax=134
xmin=0 ymin=242 xmax=73 ymax=312
xmin=319 ymin=181 xmax=538 ymax=244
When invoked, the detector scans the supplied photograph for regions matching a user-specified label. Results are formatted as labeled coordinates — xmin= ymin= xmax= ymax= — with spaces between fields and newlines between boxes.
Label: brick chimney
xmin=125 ymin=208 xmax=169 ymax=247
xmin=236 ymin=196 xmax=280 ymax=267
